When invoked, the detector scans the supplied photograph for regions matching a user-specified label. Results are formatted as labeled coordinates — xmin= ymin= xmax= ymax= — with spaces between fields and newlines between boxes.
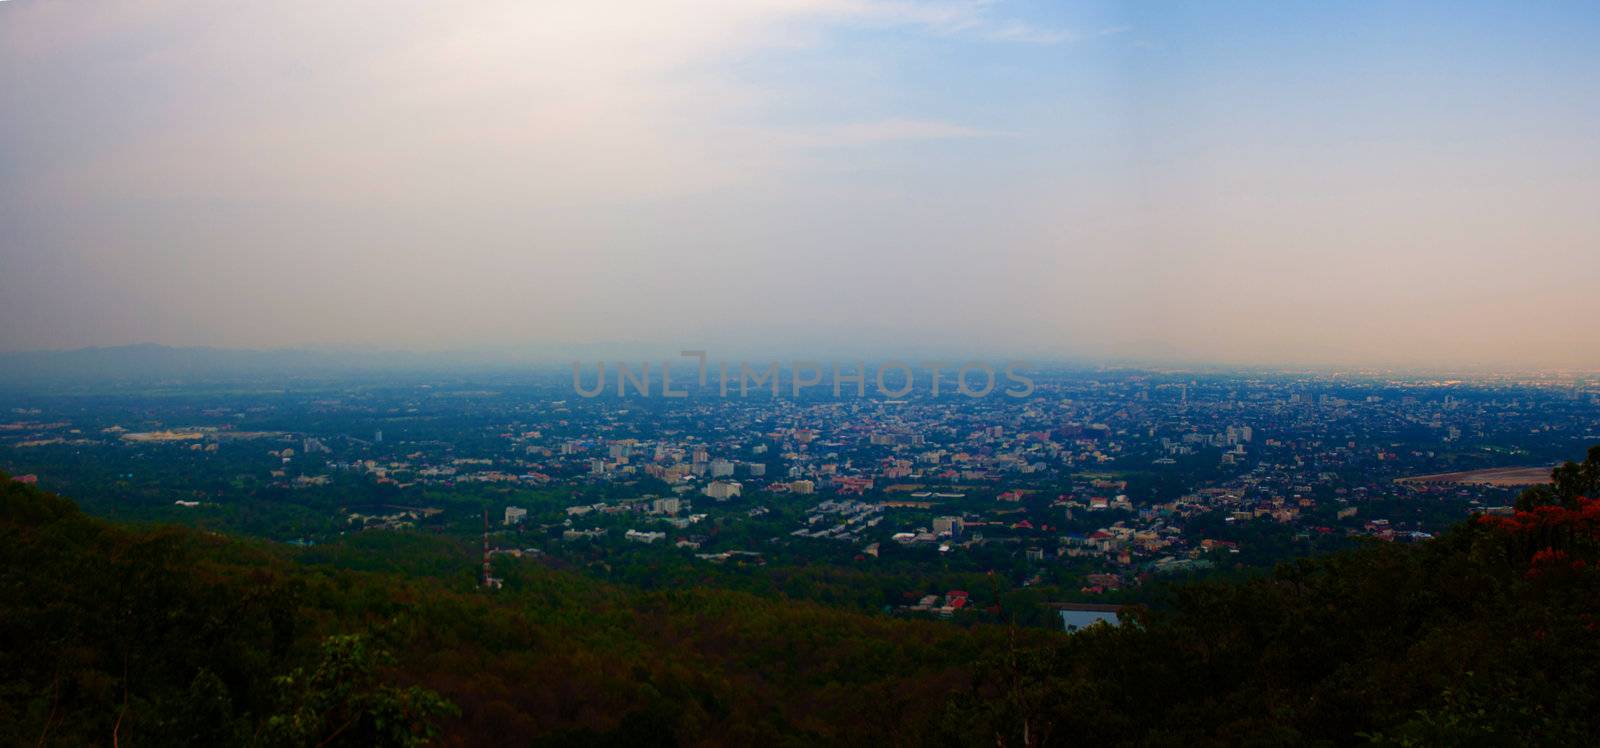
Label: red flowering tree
xmin=1478 ymin=496 xmax=1600 ymax=576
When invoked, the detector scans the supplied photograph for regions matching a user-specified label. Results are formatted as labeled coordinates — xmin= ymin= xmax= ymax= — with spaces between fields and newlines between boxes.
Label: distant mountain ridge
xmin=0 ymin=344 xmax=456 ymax=389
xmin=0 ymin=343 xmax=652 ymax=391
xmin=0 ymin=343 xmax=1100 ymax=392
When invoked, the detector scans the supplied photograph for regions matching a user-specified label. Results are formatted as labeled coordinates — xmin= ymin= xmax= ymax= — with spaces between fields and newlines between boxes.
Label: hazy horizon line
xmin=2 ymin=341 xmax=1596 ymax=379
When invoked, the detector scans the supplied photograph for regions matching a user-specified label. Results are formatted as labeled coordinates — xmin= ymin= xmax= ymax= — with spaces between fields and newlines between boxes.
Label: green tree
xmin=261 ymin=634 xmax=457 ymax=747
xmin=1515 ymin=445 xmax=1600 ymax=511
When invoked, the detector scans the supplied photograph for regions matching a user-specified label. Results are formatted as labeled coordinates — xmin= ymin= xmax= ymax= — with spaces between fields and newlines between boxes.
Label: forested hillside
xmin=4 ymin=450 xmax=1600 ymax=746
xmin=0 ymin=472 xmax=1021 ymax=746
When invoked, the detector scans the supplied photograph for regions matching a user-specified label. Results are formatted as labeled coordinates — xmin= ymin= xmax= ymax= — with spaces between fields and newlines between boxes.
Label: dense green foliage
xmin=1516 ymin=444 xmax=1600 ymax=511
xmin=949 ymin=522 xmax=1600 ymax=745
xmin=946 ymin=448 xmax=1600 ymax=746
xmin=0 ymin=473 xmax=1021 ymax=745
xmin=4 ymin=453 xmax=1600 ymax=745
xmin=0 ymin=475 xmax=458 ymax=746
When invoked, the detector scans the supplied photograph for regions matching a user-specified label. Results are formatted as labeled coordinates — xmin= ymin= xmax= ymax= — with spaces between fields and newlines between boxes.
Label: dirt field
xmin=1394 ymin=466 xmax=1555 ymax=487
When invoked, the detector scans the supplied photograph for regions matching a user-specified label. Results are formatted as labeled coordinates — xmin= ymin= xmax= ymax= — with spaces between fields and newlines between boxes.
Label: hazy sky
xmin=3 ymin=1 xmax=1598 ymax=368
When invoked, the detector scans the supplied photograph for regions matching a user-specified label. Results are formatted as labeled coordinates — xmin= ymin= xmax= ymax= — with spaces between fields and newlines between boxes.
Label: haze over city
xmin=9 ymin=3 xmax=1600 ymax=743
xmin=3 ymin=1 xmax=1598 ymax=368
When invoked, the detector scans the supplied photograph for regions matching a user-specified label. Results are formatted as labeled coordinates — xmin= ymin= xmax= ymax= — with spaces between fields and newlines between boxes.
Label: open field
xmin=1395 ymin=466 xmax=1555 ymax=487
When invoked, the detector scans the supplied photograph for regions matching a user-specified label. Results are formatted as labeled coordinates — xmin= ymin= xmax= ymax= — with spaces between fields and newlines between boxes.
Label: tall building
xmin=710 ymin=458 xmax=735 ymax=477
xmin=652 ymin=497 xmax=682 ymax=515
xmin=703 ymin=480 xmax=742 ymax=500
xmin=504 ymin=506 xmax=528 ymax=525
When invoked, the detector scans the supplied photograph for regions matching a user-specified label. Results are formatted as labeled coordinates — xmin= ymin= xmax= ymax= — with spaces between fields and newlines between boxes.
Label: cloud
xmin=3 ymin=0 xmax=1075 ymax=346
xmin=2 ymin=0 xmax=1067 ymax=209
xmin=789 ymin=118 xmax=1001 ymax=147
xmin=981 ymin=19 xmax=1080 ymax=45
xmin=828 ymin=0 xmax=1085 ymax=45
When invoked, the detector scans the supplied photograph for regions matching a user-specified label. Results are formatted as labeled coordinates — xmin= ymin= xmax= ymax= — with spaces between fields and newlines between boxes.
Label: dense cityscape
xmin=6 ymin=364 xmax=1597 ymax=624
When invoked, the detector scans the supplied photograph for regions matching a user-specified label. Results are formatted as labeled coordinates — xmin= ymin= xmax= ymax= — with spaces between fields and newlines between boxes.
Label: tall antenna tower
xmin=481 ymin=507 xmax=493 ymax=589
